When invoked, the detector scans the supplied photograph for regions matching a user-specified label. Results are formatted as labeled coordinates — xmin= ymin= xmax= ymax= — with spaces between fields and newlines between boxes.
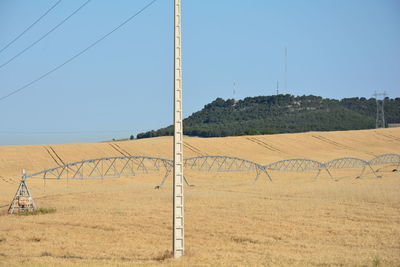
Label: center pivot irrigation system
xmin=4 ymin=0 xmax=400 ymax=260
xmin=8 ymin=152 xmax=400 ymax=212
xmin=5 ymin=152 xmax=400 ymax=257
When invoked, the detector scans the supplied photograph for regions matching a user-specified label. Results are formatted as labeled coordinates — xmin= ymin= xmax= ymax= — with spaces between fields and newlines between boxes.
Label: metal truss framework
xmin=264 ymin=158 xmax=328 ymax=180
xmin=325 ymin=157 xmax=370 ymax=169
xmin=324 ymin=157 xmax=377 ymax=179
xmin=262 ymin=154 xmax=400 ymax=180
xmin=18 ymin=153 xmax=400 ymax=183
xmin=8 ymin=170 xmax=36 ymax=214
xmin=7 ymin=153 xmax=400 ymax=214
xmin=26 ymin=156 xmax=173 ymax=181
xmin=265 ymin=158 xmax=324 ymax=172
xmin=13 ymin=153 xmax=400 ymax=184
xmin=369 ymin=153 xmax=400 ymax=167
xmin=23 ymin=155 xmax=271 ymax=188
xmin=156 ymin=156 xmax=272 ymax=188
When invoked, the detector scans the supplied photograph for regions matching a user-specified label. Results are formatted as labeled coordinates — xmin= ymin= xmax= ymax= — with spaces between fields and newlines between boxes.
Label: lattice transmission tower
xmin=373 ymin=91 xmax=387 ymax=128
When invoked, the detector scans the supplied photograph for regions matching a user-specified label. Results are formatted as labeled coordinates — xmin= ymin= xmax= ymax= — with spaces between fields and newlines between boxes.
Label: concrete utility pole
xmin=173 ymin=0 xmax=184 ymax=258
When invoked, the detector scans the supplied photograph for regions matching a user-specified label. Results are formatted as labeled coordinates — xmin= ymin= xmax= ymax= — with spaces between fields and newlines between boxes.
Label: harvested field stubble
xmin=0 ymin=128 xmax=399 ymax=266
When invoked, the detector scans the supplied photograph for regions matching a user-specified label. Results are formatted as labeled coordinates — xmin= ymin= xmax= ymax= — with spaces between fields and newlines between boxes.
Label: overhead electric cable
xmin=0 ymin=0 xmax=63 ymax=55
xmin=0 ymin=0 xmax=158 ymax=102
xmin=0 ymin=130 xmax=133 ymax=135
xmin=0 ymin=0 xmax=91 ymax=70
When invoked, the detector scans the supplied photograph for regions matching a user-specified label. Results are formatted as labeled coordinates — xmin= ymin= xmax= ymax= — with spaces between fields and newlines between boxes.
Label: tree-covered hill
xmin=136 ymin=95 xmax=400 ymax=138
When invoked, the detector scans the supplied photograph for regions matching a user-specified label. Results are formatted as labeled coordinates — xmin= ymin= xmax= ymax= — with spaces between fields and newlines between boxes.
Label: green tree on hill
xmin=136 ymin=95 xmax=400 ymax=139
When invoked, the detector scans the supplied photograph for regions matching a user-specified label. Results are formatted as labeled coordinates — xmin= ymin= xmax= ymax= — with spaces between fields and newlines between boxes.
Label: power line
xmin=0 ymin=130 xmax=133 ymax=135
xmin=0 ymin=0 xmax=158 ymax=102
xmin=0 ymin=1 xmax=63 ymax=56
xmin=0 ymin=0 xmax=91 ymax=70
xmin=0 ymin=0 xmax=63 ymax=55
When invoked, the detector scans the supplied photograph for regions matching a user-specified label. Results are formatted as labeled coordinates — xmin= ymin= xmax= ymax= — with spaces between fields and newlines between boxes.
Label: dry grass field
xmin=0 ymin=128 xmax=399 ymax=266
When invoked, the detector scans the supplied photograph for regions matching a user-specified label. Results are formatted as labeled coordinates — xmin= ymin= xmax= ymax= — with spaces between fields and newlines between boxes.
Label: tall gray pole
xmin=284 ymin=46 xmax=287 ymax=92
xmin=173 ymin=0 xmax=184 ymax=258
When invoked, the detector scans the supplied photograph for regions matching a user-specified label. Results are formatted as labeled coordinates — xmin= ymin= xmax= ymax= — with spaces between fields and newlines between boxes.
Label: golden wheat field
xmin=0 ymin=128 xmax=399 ymax=267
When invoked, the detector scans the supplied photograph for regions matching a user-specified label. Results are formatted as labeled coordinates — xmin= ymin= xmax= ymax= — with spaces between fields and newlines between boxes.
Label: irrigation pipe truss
xmin=8 ymin=153 xmax=399 ymax=186
xmin=5 ymin=153 xmax=400 ymax=214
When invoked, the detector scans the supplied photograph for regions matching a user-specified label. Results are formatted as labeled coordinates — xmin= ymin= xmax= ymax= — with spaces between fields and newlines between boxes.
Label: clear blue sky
xmin=0 ymin=0 xmax=399 ymax=145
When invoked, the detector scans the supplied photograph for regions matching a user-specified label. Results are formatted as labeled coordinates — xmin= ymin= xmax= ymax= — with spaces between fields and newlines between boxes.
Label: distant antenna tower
xmin=284 ymin=47 xmax=287 ymax=92
xmin=373 ymin=91 xmax=387 ymax=128
xmin=276 ymin=80 xmax=279 ymax=95
xmin=233 ymin=82 xmax=236 ymax=99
